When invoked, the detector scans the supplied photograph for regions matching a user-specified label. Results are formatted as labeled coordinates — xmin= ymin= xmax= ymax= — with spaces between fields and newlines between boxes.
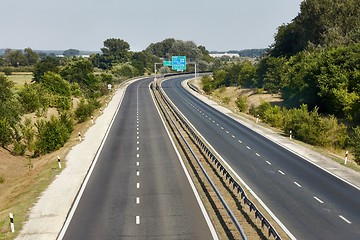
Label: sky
xmin=0 ymin=0 xmax=303 ymax=52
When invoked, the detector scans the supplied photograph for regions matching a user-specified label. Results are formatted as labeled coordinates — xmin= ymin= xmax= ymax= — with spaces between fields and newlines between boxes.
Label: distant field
xmin=0 ymin=72 xmax=33 ymax=90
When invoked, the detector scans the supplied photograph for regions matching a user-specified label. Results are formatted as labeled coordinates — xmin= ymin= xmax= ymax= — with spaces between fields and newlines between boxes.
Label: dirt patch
xmin=190 ymin=79 xmax=283 ymax=111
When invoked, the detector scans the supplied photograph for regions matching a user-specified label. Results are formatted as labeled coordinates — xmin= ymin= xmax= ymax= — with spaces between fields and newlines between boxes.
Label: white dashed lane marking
xmin=313 ymin=196 xmax=324 ymax=204
xmin=246 ymin=146 xmax=251 ymax=150
xmin=226 ymin=131 xmax=229 ymax=134
xmin=255 ymin=153 xmax=260 ymax=157
xmin=232 ymin=135 xmax=235 ymax=138
xmin=137 ymin=154 xmax=139 ymax=158
xmin=136 ymin=162 xmax=139 ymax=166
xmin=136 ymin=216 xmax=140 ymax=225
xmin=137 ymin=183 xmax=140 ymax=189
xmin=136 ymin=197 xmax=140 ymax=204
xmin=238 ymin=140 xmax=242 ymax=144
xmin=339 ymin=215 xmax=352 ymax=224
xmin=294 ymin=182 xmax=302 ymax=188
xmin=278 ymin=170 xmax=285 ymax=175
xmin=136 ymin=170 xmax=140 ymax=176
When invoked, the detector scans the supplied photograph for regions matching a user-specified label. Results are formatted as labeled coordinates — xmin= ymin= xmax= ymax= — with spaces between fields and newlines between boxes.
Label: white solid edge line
xmin=150 ymin=84 xmax=219 ymax=240
xmin=161 ymin=78 xmax=296 ymax=240
xmin=57 ymin=77 xmax=144 ymax=239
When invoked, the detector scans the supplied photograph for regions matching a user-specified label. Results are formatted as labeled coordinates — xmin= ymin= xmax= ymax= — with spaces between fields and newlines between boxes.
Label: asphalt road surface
xmin=162 ymin=75 xmax=360 ymax=240
xmin=61 ymin=78 xmax=215 ymax=239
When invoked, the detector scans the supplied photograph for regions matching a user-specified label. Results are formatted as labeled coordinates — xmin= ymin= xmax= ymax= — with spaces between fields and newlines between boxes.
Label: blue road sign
xmin=172 ymin=56 xmax=186 ymax=71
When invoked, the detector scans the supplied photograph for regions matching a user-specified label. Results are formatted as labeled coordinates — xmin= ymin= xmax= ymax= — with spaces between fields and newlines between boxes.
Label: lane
xmin=62 ymin=78 xmax=214 ymax=239
xmin=162 ymin=75 xmax=360 ymax=240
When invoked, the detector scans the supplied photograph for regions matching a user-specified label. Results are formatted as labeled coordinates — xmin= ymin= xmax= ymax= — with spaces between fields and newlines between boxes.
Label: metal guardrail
xmin=156 ymin=84 xmax=282 ymax=240
xmin=153 ymin=85 xmax=248 ymax=240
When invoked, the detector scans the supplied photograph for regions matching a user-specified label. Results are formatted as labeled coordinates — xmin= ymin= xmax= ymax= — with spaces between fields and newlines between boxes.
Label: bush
xmin=75 ymin=98 xmax=99 ymax=123
xmin=235 ymin=96 xmax=248 ymax=112
xmin=0 ymin=118 xmax=13 ymax=147
xmin=201 ymin=75 xmax=214 ymax=94
xmin=55 ymin=96 xmax=72 ymax=111
xmin=3 ymin=67 xmax=12 ymax=76
xmin=263 ymin=105 xmax=285 ymax=128
xmin=13 ymin=141 xmax=26 ymax=156
xmin=18 ymin=83 xmax=49 ymax=113
xmin=34 ymin=114 xmax=73 ymax=155
xmin=222 ymin=96 xmax=230 ymax=105
xmin=351 ymin=127 xmax=360 ymax=164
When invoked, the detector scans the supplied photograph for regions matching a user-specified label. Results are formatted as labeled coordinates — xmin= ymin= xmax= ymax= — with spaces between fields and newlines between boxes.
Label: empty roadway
xmin=60 ymin=78 xmax=215 ymax=239
xmin=162 ymin=75 xmax=360 ymax=240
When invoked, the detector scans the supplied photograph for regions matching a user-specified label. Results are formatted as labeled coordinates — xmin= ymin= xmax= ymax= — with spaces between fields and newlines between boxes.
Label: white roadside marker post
xmin=345 ymin=151 xmax=349 ymax=165
xmin=91 ymin=116 xmax=94 ymax=124
xmin=9 ymin=213 xmax=14 ymax=233
xmin=57 ymin=155 xmax=61 ymax=169
xmin=256 ymin=114 xmax=259 ymax=123
xmin=290 ymin=130 xmax=293 ymax=140
xmin=78 ymin=132 xmax=82 ymax=141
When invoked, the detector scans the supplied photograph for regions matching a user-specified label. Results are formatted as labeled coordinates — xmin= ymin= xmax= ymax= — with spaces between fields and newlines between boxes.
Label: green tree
xmin=94 ymin=38 xmax=131 ymax=69
xmin=111 ymin=63 xmax=138 ymax=78
xmin=238 ymin=61 xmax=257 ymax=87
xmin=4 ymin=49 xmax=25 ymax=67
xmin=18 ymin=83 xmax=49 ymax=114
xmin=24 ymin=48 xmax=39 ymax=65
xmin=33 ymin=56 xmax=60 ymax=82
xmin=63 ymin=49 xmax=80 ymax=57
xmin=41 ymin=72 xmax=71 ymax=96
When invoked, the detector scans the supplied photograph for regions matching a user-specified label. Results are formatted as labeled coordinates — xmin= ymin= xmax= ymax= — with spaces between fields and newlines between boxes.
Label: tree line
xmin=0 ymin=38 xmax=216 ymax=157
xmin=201 ymin=0 xmax=360 ymax=163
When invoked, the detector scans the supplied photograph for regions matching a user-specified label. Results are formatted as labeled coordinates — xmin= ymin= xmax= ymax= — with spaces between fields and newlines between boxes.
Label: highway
xmin=162 ymin=75 xmax=360 ymax=240
xmin=61 ymin=78 xmax=215 ymax=239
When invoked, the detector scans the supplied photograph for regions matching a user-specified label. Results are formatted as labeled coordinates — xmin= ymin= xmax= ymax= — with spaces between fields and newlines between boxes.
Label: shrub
xmin=34 ymin=114 xmax=73 ymax=155
xmin=351 ymin=127 xmax=360 ymax=164
xmin=13 ymin=141 xmax=26 ymax=156
xmin=263 ymin=105 xmax=285 ymax=128
xmin=18 ymin=83 xmax=49 ymax=113
xmin=55 ymin=96 xmax=72 ymax=111
xmin=0 ymin=118 xmax=13 ymax=147
xmin=235 ymin=96 xmax=248 ymax=112
xmin=222 ymin=96 xmax=230 ymax=105
xmin=3 ymin=67 xmax=12 ymax=76
xmin=75 ymin=98 xmax=99 ymax=123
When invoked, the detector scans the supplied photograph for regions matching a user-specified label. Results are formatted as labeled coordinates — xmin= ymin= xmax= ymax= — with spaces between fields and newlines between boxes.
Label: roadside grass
xmin=0 ymin=73 xmax=33 ymax=91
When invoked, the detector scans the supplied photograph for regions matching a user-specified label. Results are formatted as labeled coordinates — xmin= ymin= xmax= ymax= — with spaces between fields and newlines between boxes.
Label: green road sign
xmin=172 ymin=56 xmax=186 ymax=71
xmin=163 ymin=60 xmax=172 ymax=67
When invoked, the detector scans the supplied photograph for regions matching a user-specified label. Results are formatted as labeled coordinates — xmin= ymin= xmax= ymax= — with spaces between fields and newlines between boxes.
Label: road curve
xmin=162 ymin=75 xmax=360 ymax=240
xmin=60 ymin=78 xmax=215 ymax=239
